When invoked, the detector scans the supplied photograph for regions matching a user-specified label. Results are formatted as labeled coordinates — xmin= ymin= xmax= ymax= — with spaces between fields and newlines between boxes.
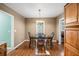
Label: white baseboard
xmin=26 ymin=39 xmax=30 ymax=41
xmin=7 ymin=40 xmax=26 ymax=54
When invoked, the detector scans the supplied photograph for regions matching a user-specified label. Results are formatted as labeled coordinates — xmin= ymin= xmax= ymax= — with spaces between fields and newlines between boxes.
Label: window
xmin=36 ymin=21 xmax=45 ymax=34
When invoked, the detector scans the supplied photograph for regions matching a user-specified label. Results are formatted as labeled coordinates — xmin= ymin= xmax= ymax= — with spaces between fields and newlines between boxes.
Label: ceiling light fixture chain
xmin=38 ymin=9 xmax=41 ymax=18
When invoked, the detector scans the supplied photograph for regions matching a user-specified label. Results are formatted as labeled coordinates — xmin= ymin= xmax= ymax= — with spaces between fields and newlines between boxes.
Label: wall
xmin=25 ymin=18 xmax=57 ymax=41
xmin=0 ymin=4 xmax=26 ymax=47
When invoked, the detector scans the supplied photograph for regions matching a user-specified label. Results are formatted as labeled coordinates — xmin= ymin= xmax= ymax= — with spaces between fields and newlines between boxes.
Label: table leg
xmin=35 ymin=39 xmax=38 ymax=55
xmin=45 ymin=39 xmax=50 ymax=55
xmin=44 ymin=39 xmax=47 ymax=50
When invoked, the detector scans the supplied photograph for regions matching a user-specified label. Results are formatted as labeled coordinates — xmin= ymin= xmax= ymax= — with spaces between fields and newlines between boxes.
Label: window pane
xmin=37 ymin=23 xmax=43 ymax=33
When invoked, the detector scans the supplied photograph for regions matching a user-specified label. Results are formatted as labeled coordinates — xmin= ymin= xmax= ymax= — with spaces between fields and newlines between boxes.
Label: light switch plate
xmin=14 ymin=29 xmax=16 ymax=32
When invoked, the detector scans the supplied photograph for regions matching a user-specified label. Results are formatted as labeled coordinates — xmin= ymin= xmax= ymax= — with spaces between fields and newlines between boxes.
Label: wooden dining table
xmin=30 ymin=36 xmax=53 ymax=48
xmin=30 ymin=35 xmax=52 ymax=55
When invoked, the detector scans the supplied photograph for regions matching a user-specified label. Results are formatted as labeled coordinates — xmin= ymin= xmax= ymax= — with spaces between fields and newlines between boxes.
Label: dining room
xmin=8 ymin=16 xmax=64 ymax=56
xmin=0 ymin=1 xmax=79 ymax=59
xmin=0 ymin=3 xmax=65 ymax=56
xmin=8 ymin=18 xmax=64 ymax=56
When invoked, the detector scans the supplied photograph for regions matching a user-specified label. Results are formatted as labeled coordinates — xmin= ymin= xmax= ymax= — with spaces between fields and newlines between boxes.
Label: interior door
xmin=0 ymin=10 xmax=14 ymax=48
xmin=65 ymin=30 xmax=77 ymax=49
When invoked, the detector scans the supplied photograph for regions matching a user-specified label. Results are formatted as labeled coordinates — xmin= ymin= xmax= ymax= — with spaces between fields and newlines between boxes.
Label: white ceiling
xmin=5 ymin=3 xmax=66 ymax=18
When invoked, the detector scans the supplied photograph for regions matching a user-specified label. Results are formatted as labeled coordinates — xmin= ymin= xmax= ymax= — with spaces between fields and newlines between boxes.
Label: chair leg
xmin=50 ymin=40 xmax=53 ymax=48
xmin=45 ymin=40 xmax=47 ymax=50
xmin=29 ymin=41 xmax=31 ymax=48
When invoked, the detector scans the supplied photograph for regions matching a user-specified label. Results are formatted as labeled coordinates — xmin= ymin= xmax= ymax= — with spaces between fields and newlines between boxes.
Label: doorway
xmin=0 ymin=10 xmax=14 ymax=49
xmin=58 ymin=18 xmax=64 ymax=44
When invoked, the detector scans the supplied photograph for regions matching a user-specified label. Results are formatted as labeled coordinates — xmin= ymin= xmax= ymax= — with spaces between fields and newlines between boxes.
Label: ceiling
xmin=5 ymin=3 xmax=66 ymax=18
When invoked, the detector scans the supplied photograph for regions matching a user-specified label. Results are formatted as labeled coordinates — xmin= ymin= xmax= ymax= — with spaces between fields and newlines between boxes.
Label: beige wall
xmin=0 ymin=4 xmax=26 ymax=47
xmin=25 ymin=18 xmax=57 ymax=41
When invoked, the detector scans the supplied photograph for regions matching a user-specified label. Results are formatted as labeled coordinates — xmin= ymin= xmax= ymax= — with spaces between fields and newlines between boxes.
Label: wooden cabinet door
xmin=77 ymin=31 xmax=79 ymax=50
xmin=78 ymin=4 xmax=79 ymax=23
xmin=65 ymin=47 xmax=77 ymax=56
xmin=64 ymin=3 xmax=79 ymax=56
xmin=64 ymin=43 xmax=79 ymax=56
xmin=65 ymin=4 xmax=77 ymax=24
xmin=65 ymin=30 xmax=77 ymax=49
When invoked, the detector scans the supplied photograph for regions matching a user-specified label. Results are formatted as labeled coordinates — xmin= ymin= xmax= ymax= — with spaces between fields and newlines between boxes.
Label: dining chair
xmin=28 ymin=32 xmax=33 ymax=48
xmin=50 ymin=32 xmax=54 ymax=48
xmin=37 ymin=33 xmax=47 ymax=51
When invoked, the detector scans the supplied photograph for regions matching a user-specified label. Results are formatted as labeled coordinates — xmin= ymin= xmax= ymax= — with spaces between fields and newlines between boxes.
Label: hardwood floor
xmin=8 ymin=41 xmax=64 ymax=56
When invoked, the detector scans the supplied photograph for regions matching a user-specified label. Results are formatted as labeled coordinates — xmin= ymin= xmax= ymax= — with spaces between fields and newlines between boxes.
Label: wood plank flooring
xmin=8 ymin=41 xmax=64 ymax=56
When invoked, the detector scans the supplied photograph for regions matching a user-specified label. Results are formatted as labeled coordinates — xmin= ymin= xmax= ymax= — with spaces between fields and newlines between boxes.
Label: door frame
xmin=58 ymin=17 xmax=64 ymax=44
xmin=0 ymin=10 xmax=14 ymax=49
xmin=36 ymin=20 xmax=45 ymax=34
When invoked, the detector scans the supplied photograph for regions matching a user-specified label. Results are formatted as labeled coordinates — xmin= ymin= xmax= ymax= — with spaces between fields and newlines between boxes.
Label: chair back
xmin=50 ymin=32 xmax=54 ymax=40
xmin=28 ymin=32 xmax=31 ymax=40
xmin=37 ymin=33 xmax=45 ymax=46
